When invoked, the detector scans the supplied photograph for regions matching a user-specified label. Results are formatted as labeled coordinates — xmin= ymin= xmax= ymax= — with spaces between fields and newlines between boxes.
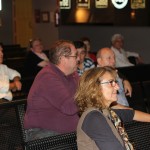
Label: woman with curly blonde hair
xmin=75 ymin=67 xmax=116 ymax=115
xmin=75 ymin=66 xmax=150 ymax=150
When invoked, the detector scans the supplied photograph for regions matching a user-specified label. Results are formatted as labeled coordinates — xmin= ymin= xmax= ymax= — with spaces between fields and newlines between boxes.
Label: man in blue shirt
xmin=96 ymin=47 xmax=132 ymax=106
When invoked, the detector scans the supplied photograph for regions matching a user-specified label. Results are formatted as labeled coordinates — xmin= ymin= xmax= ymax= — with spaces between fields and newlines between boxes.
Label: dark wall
xmin=32 ymin=0 xmax=59 ymax=49
xmin=58 ymin=25 xmax=150 ymax=64
xmin=0 ymin=0 xmax=13 ymax=44
xmin=0 ymin=1 xmax=150 ymax=64
xmin=60 ymin=1 xmax=150 ymax=26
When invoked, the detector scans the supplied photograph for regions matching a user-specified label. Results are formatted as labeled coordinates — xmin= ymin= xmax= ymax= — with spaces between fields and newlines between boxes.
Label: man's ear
xmin=97 ymin=57 xmax=101 ymax=66
xmin=60 ymin=55 xmax=67 ymax=65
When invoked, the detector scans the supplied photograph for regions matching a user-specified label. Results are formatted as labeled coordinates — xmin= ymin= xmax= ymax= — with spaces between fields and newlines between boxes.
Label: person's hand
xmin=137 ymin=56 xmax=144 ymax=64
xmin=38 ymin=60 xmax=49 ymax=67
xmin=14 ymin=80 xmax=22 ymax=91
xmin=10 ymin=82 xmax=17 ymax=92
xmin=123 ymin=80 xmax=132 ymax=97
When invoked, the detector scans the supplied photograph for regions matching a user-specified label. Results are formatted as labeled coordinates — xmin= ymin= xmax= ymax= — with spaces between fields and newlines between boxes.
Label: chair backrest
xmin=124 ymin=121 xmax=150 ymax=150
xmin=0 ymin=99 xmax=27 ymax=150
xmin=16 ymin=103 xmax=27 ymax=142
xmin=142 ymin=80 xmax=150 ymax=113
xmin=117 ymin=64 xmax=150 ymax=82
xmin=15 ymin=100 xmax=77 ymax=150
xmin=1 ymin=98 xmax=149 ymax=150
xmin=25 ymin=132 xmax=77 ymax=150
xmin=127 ymin=82 xmax=148 ymax=112
xmin=128 ymin=56 xmax=137 ymax=65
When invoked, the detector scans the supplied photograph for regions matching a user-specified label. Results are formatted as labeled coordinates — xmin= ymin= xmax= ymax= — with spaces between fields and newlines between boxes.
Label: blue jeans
xmin=25 ymin=128 xmax=60 ymax=142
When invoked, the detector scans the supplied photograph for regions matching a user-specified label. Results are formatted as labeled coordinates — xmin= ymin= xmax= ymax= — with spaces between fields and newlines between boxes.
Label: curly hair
xmin=75 ymin=66 xmax=117 ymax=115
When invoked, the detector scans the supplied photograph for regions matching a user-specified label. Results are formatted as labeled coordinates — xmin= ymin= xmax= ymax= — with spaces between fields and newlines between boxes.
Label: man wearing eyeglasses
xmin=96 ymin=47 xmax=132 ymax=107
xmin=24 ymin=40 xmax=80 ymax=141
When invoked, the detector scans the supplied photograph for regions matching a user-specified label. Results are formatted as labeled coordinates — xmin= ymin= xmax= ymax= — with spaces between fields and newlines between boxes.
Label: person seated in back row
xmin=24 ymin=38 xmax=49 ymax=77
xmin=96 ymin=47 xmax=132 ymax=107
xmin=80 ymin=37 xmax=97 ymax=65
xmin=73 ymin=40 xmax=95 ymax=76
xmin=111 ymin=33 xmax=144 ymax=67
xmin=0 ymin=43 xmax=22 ymax=101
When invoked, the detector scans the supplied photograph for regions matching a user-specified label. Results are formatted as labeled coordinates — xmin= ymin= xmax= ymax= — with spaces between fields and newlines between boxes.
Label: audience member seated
xmin=96 ymin=47 xmax=132 ymax=106
xmin=24 ymin=40 xmax=80 ymax=141
xmin=73 ymin=41 xmax=95 ymax=76
xmin=80 ymin=37 xmax=97 ymax=65
xmin=0 ymin=43 xmax=22 ymax=101
xmin=75 ymin=67 xmax=150 ymax=150
xmin=24 ymin=38 xmax=49 ymax=77
xmin=111 ymin=33 xmax=144 ymax=67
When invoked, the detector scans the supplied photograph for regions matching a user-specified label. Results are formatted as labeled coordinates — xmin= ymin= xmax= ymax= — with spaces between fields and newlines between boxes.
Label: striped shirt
xmin=77 ymin=58 xmax=95 ymax=76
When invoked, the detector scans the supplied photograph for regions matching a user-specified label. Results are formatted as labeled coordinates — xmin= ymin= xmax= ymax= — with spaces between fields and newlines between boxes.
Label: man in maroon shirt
xmin=24 ymin=40 xmax=80 ymax=141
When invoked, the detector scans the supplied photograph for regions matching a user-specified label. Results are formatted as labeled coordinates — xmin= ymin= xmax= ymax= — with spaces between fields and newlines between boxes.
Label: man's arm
xmin=133 ymin=110 xmax=150 ymax=122
xmin=37 ymin=72 xmax=78 ymax=115
xmin=123 ymin=80 xmax=132 ymax=97
xmin=118 ymin=71 xmax=132 ymax=97
xmin=111 ymin=102 xmax=132 ymax=110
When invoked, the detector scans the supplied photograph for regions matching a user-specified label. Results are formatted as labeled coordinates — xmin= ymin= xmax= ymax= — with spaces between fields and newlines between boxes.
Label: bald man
xmin=96 ymin=47 xmax=132 ymax=106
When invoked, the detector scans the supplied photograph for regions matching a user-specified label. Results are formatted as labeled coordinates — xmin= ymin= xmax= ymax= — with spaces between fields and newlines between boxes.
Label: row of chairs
xmin=0 ymin=99 xmax=77 ymax=150
xmin=0 ymin=99 xmax=150 ymax=150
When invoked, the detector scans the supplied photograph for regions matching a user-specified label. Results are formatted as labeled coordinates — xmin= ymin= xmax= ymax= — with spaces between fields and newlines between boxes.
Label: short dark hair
xmin=49 ymin=40 xmax=73 ymax=65
xmin=80 ymin=37 xmax=91 ymax=43
xmin=73 ymin=41 xmax=86 ymax=50
xmin=0 ymin=42 xmax=4 ymax=48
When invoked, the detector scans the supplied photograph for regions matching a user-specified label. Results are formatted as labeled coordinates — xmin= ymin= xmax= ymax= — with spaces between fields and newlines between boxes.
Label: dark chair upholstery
xmin=124 ymin=121 xmax=150 ymax=150
xmin=0 ymin=99 xmax=26 ymax=150
xmin=142 ymin=80 xmax=150 ymax=113
xmin=117 ymin=64 xmax=150 ymax=82
xmin=1 ymin=98 xmax=150 ymax=150
xmin=128 ymin=56 xmax=137 ymax=65
xmin=25 ymin=132 xmax=77 ymax=150
xmin=16 ymin=102 xmax=150 ymax=150
xmin=127 ymin=82 xmax=148 ymax=112
xmin=16 ymin=102 xmax=77 ymax=150
xmin=24 ymin=121 xmax=150 ymax=150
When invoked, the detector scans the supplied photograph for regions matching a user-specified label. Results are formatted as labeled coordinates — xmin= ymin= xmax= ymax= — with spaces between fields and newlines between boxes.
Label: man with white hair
xmin=111 ymin=33 xmax=143 ymax=67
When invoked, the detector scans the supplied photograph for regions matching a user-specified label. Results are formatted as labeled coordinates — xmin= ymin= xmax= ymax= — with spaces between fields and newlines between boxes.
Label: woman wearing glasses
xmin=75 ymin=66 xmax=150 ymax=150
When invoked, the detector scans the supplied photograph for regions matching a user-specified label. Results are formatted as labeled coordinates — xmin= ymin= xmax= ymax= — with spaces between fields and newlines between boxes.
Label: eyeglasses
xmin=100 ymin=80 xmax=118 ymax=87
xmin=65 ymin=55 xmax=78 ymax=59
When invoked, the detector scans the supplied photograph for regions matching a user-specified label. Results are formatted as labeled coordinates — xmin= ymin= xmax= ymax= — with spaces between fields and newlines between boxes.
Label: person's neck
xmin=78 ymin=62 xmax=84 ymax=70
xmin=32 ymin=50 xmax=42 ymax=54
xmin=55 ymin=64 xmax=69 ymax=76
xmin=114 ymin=47 xmax=122 ymax=53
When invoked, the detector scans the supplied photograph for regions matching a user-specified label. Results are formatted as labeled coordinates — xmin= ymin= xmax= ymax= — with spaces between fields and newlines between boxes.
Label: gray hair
xmin=49 ymin=40 xmax=73 ymax=65
xmin=111 ymin=34 xmax=124 ymax=44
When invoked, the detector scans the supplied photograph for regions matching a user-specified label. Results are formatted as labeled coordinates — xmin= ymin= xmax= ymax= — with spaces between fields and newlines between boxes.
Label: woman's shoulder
xmin=83 ymin=109 xmax=104 ymax=123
